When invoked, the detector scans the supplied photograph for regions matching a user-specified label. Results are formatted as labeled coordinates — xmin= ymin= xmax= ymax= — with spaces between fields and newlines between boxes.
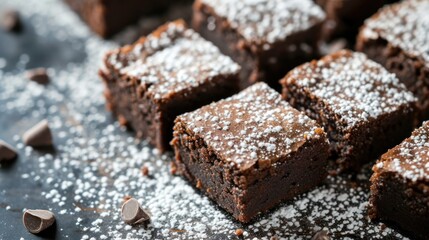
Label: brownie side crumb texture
xmin=356 ymin=0 xmax=429 ymax=121
xmin=172 ymin=82 xmax=330 ymax=222
xmin=281 ymin=50 xmax=417 ymax=172
xmin=192 ymin=0 xmax=326 ymax=89
xmin=100 ymin=20 xmax=240 ymax=152
xmin=370 ymin=121 xmax=429 ymax=240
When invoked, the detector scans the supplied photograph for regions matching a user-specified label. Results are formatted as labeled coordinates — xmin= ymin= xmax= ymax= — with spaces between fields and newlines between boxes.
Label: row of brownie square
xmin=99 ymin=1 xmax=423 ymax=224
xmin=171 ymin=49 xmax=417 ymax=223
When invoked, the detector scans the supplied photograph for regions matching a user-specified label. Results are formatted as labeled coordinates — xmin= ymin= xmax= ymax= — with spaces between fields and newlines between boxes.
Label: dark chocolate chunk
xmin=121 ymin=198 xmax=150 ymax=225
xmin=1 ymin=10 xmax=22 ymax=33
xmin=311 ymin=230 xmax=330 ymax=240
xmin=22 ymin=209 xmax=56 ymax=234
xmin=23 ymin=120 xmax=53 ymax=147
xmin=26 ymin=68 xmax=50 ymax=85
xmin=0 ymin=140 xmax=17 ymax=163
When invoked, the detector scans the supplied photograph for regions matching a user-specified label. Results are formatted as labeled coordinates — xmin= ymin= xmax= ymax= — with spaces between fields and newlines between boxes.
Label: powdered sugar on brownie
xmin=286 ymin=50 xmax=416 ymax=129
xmin=107 ymin=21 xmax=240 ymax=101
xmin=362 ymin=0 xmax=429 ymax=67
xmin=178 ymin=82 xmax=326 ymax=169
xmin=374 ymin=121 xmax=429 ymax=182
xmin=201 ymin=0 xmax=325 ymax=45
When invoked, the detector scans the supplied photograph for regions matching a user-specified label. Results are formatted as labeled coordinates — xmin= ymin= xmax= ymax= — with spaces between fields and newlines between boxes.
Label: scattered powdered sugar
xmin=0 ymin=0 xmax=408 ymax=239
xmin=374 ymin=121 xmax=429 ymax=182
xmin=362 ymin=0 xmax=429 ymax=67
xmin=286 ymin=50 xmax=416 ymax=128
xmin=107 ymin=21 xmax=240 ymax=101
xmin=178 ymin=82 xmax=326 ymax=168
xmin=201 ymin=0 xmax=325 ymax=45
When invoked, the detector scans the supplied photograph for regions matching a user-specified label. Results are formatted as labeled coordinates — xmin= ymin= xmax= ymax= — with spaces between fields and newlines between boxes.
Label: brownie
xmin=99 ymin=20 xmax=240 ymax=152
xmin=64 ymin=0 xmax=190 ymax=38
xmin=280 ymin=50 xmax=417 ymax=172
xmin=192 ymin=0 xmax=326 ymax=89
xmin=370 ymin=121 xmax=429 ymax=240
xmin=171 ymin=82 xmax=330 ymax=223
xmin=356 ymin=0 xmax=429 ymax=121
xmin=315 ymin=0 xmax=394 ymax=45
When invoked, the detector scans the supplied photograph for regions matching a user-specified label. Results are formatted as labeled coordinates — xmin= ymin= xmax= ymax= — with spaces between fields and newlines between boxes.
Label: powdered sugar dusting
xmin=0 ymin=0 xmax=408 ymax=239
xmin=201 ymin=0 xmax=325 ymax=45
xmin=178 ymin=82 xmax=326 ymax=168
xmin=362 ymin=0 xmax=429 ymax=67
xmin=107 ymin=21 xmax=240 ymax=101
xmin=286 ymin=50 xmax=416 ymax=129
xmin=374 ymin=121 xmax=429 ymax=182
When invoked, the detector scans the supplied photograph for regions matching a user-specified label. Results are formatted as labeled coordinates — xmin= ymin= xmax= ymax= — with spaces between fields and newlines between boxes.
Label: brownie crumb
xmin=314 ymin=128 xmax=324 ymax=135
xmin=26 ymin=68 xmax=50 ymax=85
xmin=170 ymin=162 xmax=177 ymax=175
xmin=235 ymin=228 xmax=244 ymax=236
xmin=380 ymin=223 xmax=387 ymax=231
xmin=123 ymin=195 xmax=132 ymax=202
xmin=118 ymin=114 xmax=128 ymax=126
xmin=141 ymin=166 xmax=149 ymax=176
xmin=270 ymin=236 xmax=279 ymax=240
xmin=1 ymin=9 xmax=22 ymax=33
xmin=196 ymin=179 xmax=202 ymax=189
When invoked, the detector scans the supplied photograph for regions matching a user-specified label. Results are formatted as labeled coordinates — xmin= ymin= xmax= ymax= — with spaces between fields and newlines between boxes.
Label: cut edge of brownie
xmin=171 ymin=117 xmax=330 ymax=223
xmin=369 ymin=171 xmax=429 ymax=240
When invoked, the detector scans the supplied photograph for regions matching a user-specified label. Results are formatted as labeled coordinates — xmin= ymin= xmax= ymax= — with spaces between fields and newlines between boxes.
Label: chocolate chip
xmin=121 ymin=198 xmax=150 ymax=225
xmin=1 ymin=10 xmax=22 ymax=33
xmin=23 ymin=120 xmax=53 ymax=147
xmin=0 ymin=140 xmax=17 ymax=163
xmin=26 ymin=68 xmax=50 ymax=85
xmin=196 ymin=179 xmax=202 ymax=189
xmin=311 ymin=230 xmax=330 ymax=240
xmin=22 ymin=209 xmax=56 ymax=234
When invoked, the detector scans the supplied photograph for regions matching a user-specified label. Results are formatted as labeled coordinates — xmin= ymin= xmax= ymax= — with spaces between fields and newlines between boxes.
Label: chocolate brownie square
xmin=192 ymin=0 xmax=326 ymax=89
xmin=65 ymin=0 xmax=191 ymax=38
xmin=171 ymin=82 xmax=330 ymax=223
xmin=370 ymin=121 xmax=429 ymax=240
xmin=315 ymin=0 xmax=394 ymax=45
xmin=99 ymin=20 xmax=240 ymax=152
xmin=356 ymin=0 xmax=429 ymax=120
xmin=280 ymin=50 xmax=417 ymax=172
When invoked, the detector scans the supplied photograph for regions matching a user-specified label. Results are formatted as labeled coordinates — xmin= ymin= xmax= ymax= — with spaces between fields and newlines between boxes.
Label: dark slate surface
xmin=0 ymin=1 xmax=409 ymax=239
